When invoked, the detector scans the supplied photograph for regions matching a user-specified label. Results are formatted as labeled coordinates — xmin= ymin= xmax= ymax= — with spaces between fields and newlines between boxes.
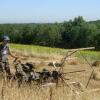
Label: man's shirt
xmin=0 ymin=43 xmax=10 ymax=62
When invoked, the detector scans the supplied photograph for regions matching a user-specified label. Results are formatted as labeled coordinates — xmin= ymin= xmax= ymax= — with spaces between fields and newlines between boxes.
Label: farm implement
xmin=0 ymin=47 xmax=96 ymax=94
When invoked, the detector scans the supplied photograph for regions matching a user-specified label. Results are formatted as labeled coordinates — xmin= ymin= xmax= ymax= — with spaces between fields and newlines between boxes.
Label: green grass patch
xmin=76 ymin=51 xmax=100 ymax=60
xmin=10 ymin=43 xmax=66 ymax=55
xmin=10 ymin=43 xmax=100 ymax=60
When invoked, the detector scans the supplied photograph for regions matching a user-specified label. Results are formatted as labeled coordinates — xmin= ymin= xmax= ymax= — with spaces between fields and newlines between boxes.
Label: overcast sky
xmin=0 ymin=0 xmax=100 ymax=23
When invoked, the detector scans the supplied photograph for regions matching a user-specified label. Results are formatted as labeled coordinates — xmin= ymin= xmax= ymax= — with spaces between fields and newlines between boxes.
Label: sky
xmin=0 ymin=0 xmax=100 ymax=23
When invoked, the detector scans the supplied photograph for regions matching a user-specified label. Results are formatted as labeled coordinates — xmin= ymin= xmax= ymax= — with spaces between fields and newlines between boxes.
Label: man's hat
xmin=3 ymin=35 xmax=10 ymax=41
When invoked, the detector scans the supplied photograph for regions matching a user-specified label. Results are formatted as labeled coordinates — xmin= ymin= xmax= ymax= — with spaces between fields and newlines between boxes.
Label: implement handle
xmin=63 ymin=70 xmax=86 ymax=74
xmin=68 ymin=47 xmax=95 ymax=52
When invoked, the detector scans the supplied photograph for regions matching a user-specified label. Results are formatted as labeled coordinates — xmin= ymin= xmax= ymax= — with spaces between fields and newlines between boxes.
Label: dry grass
xmin=0 ymin=76 xmax=73 ymax=100
xmin=0 ymin=79 xmax=100 ymax=100
xmin=67 ymin=60 xmax=78 ymax=65
xmin=0 ymin=61 xmax=100 ymax=100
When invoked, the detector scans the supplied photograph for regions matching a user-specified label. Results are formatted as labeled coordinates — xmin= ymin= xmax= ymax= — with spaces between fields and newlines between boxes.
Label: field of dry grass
xmin=1 ymin=81 xmax=100 ymax=100
xmin=0 ymin=59 xmax=100 ymax=100
xmin=0 ymin=44 xmax=100 ymax=100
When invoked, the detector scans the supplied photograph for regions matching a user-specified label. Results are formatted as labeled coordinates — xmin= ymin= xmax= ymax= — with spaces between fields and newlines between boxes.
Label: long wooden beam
xmin=68 ymin=47 xmax=95 ymax=52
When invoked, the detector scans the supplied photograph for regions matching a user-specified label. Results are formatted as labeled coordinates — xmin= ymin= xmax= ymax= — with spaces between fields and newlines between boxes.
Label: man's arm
xmin=8 ymin=48 xmax=17 ymax=58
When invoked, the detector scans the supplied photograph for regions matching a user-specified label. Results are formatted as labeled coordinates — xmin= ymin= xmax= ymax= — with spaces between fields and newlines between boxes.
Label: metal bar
xmin=63 ymin=70 xmax=86 ymax=74
xmin=60 ymin=50 xmax=77 ymax=67
xmin=78 ymin=51 xmax=94 ymax=88
xmin=86 ymin=69 xmax=94 ymax=88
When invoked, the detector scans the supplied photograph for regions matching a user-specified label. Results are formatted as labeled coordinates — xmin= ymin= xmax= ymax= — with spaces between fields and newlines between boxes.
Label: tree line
xmin=0 ymin=16 xmax=100 ymax=49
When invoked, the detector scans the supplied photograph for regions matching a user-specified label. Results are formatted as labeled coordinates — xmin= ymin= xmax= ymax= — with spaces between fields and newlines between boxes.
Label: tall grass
xmin=0 ymin=79 xmax=100 ymax=100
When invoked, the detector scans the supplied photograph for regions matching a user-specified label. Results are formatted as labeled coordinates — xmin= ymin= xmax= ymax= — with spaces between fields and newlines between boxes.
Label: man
xmin=0 ymin=35 xmax=17 ymax=77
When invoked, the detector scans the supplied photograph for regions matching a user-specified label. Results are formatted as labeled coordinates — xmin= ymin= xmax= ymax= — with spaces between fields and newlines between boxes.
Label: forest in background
xmin=0 ymin=16 xmax=100 ymax=49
